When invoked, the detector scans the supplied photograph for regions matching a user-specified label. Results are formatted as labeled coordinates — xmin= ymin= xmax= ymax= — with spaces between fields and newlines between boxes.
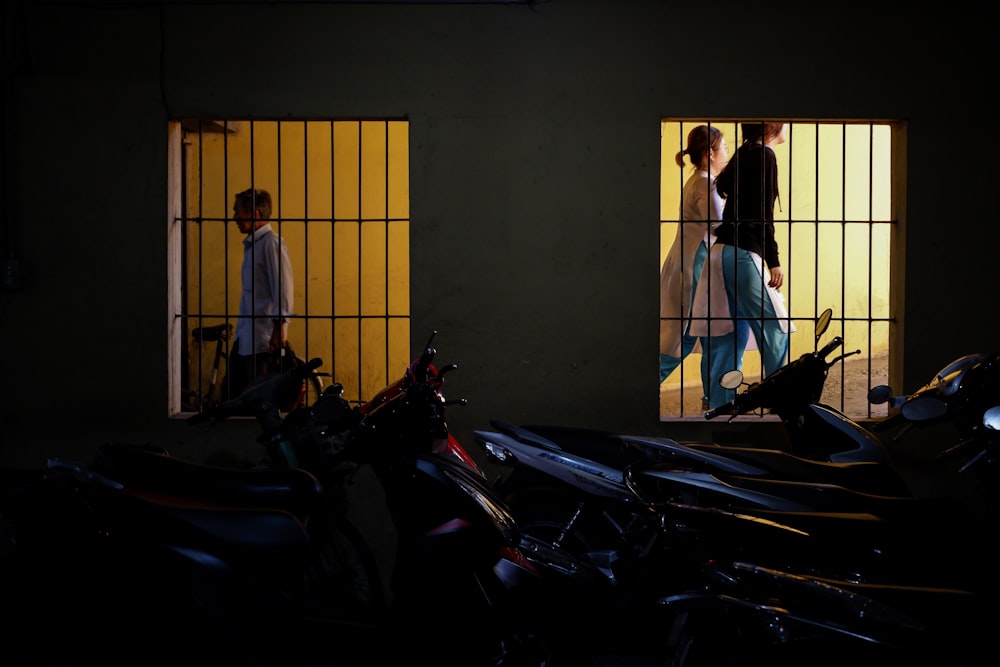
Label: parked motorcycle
xmin=478 ymin=309 xmax=1000 ymax=538
xmin=0 ymin=456 xmax=337 ymax=667
xmin=475 ymin=310 xmax=896 ymax=532
xmin=869 ymin=348 xmax=1000 ymax=483
xmin=631 ymin=402 xmax=1000 ymax=666
xmin=474 ymin=319 xmax=1000 ymax=664
xmin=294 ymin=332 xmax=663 ymax=664
xmin=473 ymin=311 xmax=895 ymax=595
xmin=33 ymin=334 xmax=599 ymax=666
xmin=652 ymin=554 xmax=992 ymax=667
xmin=92 ymin=357 xmax=386 ymax=658
xmin=629 ymin=342 xmax=1000 ymax=516
xmin=1 ymin=347 xmax=502 ymax=666
xmin=625 ymin=353 xmax=1000 ymax=665
xmin=326 ymin=331 xmax=626 ymax=666
xmin=0 ymin=354 xmax=392 ymax=666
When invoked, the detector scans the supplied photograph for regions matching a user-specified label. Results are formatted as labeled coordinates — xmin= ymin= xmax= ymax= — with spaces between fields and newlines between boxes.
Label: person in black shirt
xmin=689 ymin=122 xmax=794 ymax=409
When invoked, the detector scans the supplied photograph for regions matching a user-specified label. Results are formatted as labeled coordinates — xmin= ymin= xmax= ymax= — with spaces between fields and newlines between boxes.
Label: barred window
xmin=659 ymin=120 xmax=897 ymax=420
xmin=167 ymin=119 xmax=411 ymax=416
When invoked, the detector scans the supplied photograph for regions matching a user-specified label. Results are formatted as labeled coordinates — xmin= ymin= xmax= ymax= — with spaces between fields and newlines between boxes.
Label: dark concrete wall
xmin=0 ymin=1 xmax=992 ymax=471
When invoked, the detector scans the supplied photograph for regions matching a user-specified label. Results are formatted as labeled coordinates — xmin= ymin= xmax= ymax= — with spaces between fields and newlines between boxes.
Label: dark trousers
xmin=221 ymin=340 xmax=278 ymax=402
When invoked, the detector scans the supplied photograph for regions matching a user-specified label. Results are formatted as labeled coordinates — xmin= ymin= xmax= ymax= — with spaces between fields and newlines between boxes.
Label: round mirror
xmin=984 ymin=406 xmax=1000 ymax=431
xmin=867 ymin=385 xmax=894 ymax=405
xmin=815 ymin=308 xmax=833 ymax=338
xmin=901 ymin=395 xmax=949 ymax=422
xmin=720 ymin=369 xmax=744 ymax=390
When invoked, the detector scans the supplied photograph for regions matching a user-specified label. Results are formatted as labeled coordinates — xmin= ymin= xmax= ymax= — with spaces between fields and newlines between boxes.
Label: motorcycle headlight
xmin=984 ymin=406 xmax=1000 ymax=431
xmin=474 ymin=433 xmax=518 ymax=465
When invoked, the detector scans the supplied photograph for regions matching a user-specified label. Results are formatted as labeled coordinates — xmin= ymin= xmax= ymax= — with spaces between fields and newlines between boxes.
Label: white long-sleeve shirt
xmin=235 ymin=224 xmax=294 ymax=355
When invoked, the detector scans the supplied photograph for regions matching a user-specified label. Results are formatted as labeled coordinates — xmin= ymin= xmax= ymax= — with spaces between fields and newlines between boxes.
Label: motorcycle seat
xmin=92 ymin=442 xmax=323 ymax=519
xmin=678 ymin=442 xmax=911 ymax=496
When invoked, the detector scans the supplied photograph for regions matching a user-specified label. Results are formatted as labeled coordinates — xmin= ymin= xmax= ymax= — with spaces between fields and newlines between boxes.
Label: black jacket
xmin=712 ymin=142 xmax=781 ymax=268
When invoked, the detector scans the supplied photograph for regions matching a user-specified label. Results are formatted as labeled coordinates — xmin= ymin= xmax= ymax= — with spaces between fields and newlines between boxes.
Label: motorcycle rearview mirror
xmin=901 ymin=395 xmax=949 ymax=422
xmin=719 ymin=369 xmax=744 ymax=390
xmin=867 ymin=385 xmax=893 ymax=405
xmin=814 ymin=308 xmax=833 ymax=346
xmin=984 ymin=406 xmax=1000 ymax=431
xmin=868 ymin=384 xmax=908 ymax=409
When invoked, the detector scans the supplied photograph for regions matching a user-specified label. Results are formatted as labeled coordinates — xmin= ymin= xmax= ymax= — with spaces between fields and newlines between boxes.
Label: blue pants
xmin=660 ymin=242 xmax=711 ymax=401
xmin=700 ymin=245 xmax=790 ymax=409
xmin=659 ymin=343 xmax=711 ymax=402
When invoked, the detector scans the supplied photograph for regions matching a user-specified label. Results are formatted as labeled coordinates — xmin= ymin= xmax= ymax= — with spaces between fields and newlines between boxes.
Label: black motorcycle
xmin=0 ymin=456 xmax=343 ymax=667
xmin=328 ymin=331 xmax=607 ymax=666
xmin=1 ymin=335 xmax=599 ymax=667
xmin=476 ymin=325 xmax=1000 ymax=664
xmin=624 ymin=352 xmax=1000 ymax=666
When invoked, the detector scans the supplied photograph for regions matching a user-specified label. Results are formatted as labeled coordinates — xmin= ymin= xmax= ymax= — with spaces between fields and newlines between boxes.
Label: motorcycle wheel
xmin=304 ymin=512 xmax=386 ymax=623
xmin=503 ymin=485 xmax=631 ymax=555
xmin=502 ymin=485 xmax=672 ymax=663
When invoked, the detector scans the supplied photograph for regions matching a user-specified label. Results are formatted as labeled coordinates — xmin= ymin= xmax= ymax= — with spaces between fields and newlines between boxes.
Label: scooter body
xmin=475 ymin=428 xmax=641 ymax=502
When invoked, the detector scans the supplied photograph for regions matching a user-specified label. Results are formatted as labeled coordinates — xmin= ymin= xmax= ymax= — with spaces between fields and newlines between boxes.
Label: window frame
xmin=658 ymin=119 xmax=902 ymax=421
xmin=166 ymin=118 xmax=412 ymax=417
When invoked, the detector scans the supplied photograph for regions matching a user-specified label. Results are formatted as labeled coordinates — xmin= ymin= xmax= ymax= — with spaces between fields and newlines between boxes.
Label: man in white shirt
xmin=222 ymin=187 xmax=294 ymax=401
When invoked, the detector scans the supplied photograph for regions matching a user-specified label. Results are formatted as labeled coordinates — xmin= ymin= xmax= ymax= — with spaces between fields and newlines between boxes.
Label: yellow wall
xmin=659 ymin=121 xmax=891 ymax=392
xmin=183 ymin=120 xmax=411 ymax=401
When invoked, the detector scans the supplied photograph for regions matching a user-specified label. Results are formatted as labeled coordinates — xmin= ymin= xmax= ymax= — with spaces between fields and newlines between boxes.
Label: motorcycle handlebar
xmin=413 ymin=347 xmax=436 ymax=381
xmin=301 ymin=357 xmax=324 ymax=374
xmin=410 ymin=331 xmax=439 ymax=382
xmin=704 ymin=403 xmax=734 ymax=420
xmin=817 ymin=336 xmax=845 ymax=359
xmin=704 ymin=336 xmax=847 ymax=420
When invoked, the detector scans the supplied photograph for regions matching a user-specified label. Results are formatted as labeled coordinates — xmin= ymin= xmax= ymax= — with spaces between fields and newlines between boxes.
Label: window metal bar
xmin=659 ymin=119 xmax=894 ymax=420
xmin=173 ymin=118 xmax=410 ymax=415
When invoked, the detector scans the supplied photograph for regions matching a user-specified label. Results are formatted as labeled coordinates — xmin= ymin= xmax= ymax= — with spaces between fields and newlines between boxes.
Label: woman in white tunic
xmin=659 ymin=125 xmax=729 ymax=409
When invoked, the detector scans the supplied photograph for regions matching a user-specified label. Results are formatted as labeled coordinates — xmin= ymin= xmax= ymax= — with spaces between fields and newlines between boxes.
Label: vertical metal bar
xmin=195 ymin=122 xmax=206 ymax=406
xmin=839 ymin=122 xmax=849 ymax=411
xmin=676 ymin=121 xmax=686 ymax=413
xmin=247 ymin=120 xmax=258 ymax=378
xmin=812 ymin=122 xmax=820 ymax=349
xmin=222 ymin=119 xmax=233 ymax=402
xmin=355 ymin=120 xmax=364 ymax=400
xmin=866 ymin=122 xmax=876 ymax=418
xmin=276 ymin=121 xmax=283 ymax=378
xmin=222 ymin=121 xmax=231 ymax=325
xmin=383 ymin=120 xmax=390 ymax=387
xmin=302 ymin=120 xmax=309 ymax=360
xmin=784 ymin=121 xmax=793 ymax=358
xmin=330 ymin=119 xmax=338 ymax=389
